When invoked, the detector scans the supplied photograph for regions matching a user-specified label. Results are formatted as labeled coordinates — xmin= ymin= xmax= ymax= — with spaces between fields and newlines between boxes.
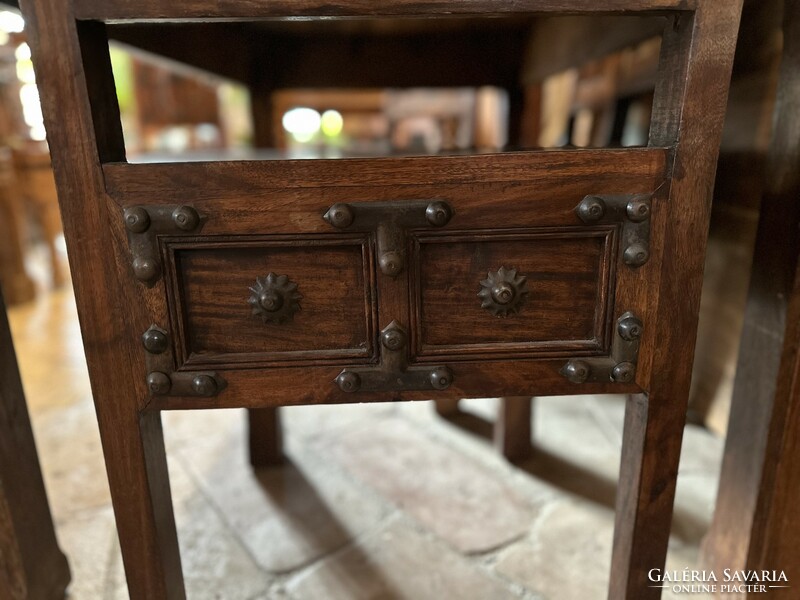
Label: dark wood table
xmin=22 ymin=1 xmax=742 ymax=598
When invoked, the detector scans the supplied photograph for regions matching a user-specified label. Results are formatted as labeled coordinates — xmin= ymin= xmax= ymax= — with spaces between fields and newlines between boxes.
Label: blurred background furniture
xmin=702 ymin=2 xmax=800 ymax=595
xmin=0 ymin=286 xmax=70 ymax=599
xmin=0 ymin=22 xmax=64 ymax=305
xmin=0 ymin=147 xmax=33 ymax=304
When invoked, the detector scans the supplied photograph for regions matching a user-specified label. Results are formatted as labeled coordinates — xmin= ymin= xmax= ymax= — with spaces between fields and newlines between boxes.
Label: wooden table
xmin=21 ymin=1 xmax=742 ymax=598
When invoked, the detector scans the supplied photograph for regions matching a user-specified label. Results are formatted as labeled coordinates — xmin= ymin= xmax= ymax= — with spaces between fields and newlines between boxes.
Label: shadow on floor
xmin=437 ymin=406 xmax=709 ymax=546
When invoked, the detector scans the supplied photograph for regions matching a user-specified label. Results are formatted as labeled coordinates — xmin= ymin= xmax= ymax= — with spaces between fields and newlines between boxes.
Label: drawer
xmin=410 ymin=228 xmax=615 ymax=360
xmin=116 ymin=151 xmax=663 ymax=404
xmin=164 ymin=235 xmax=376 ymax=369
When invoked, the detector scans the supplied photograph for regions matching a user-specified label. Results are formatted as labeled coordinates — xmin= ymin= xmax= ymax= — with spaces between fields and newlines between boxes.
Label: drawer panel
xmin=410 ymin=227 xmax=616 ymax=360
xmin=165 ymin=235 xmax=376 ymax=368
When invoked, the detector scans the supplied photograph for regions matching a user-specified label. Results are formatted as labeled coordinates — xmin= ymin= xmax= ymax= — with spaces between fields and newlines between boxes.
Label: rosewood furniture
xmin=0 ymin=287 xmax=70 ymax=599
xmin=22 ymin=0 xmax=742 ymax=598
xmin=0 ymin=148 xmax=35 ymax=305
xmin=12 ymin=143 xmax=65 ymax=289
xmin=702 ymin=1 xmax=800 ymax=596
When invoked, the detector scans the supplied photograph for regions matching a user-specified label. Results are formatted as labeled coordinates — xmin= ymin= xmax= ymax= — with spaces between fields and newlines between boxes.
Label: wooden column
xmin=248 ymin=405 xmax=283 ymax=467
xmin=702 ymin=2 xmax=800 ymax=595
xmin=20 ymin=6 xmax=185 ymax=598
xmin=609 ymin=2 xmax=742 ymax=597
xmin=494 ymin=397 xmax=533 ymax=462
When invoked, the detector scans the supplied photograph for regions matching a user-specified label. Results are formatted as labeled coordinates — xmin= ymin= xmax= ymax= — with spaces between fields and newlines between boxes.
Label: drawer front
xmin=116 ymin=150 xmax=665 ymax=403
xmin=164 ymin=235 xmax=376 ymax=369
xmin=410 ymin=228 xmax=615 ymax=360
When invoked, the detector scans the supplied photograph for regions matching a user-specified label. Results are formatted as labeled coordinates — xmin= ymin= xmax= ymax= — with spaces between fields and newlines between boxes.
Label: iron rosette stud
xmin=478 ymin=266 xmax=529 ymax=317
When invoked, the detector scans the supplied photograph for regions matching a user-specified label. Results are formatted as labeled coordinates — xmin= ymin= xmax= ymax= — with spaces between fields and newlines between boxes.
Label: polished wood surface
xmin=74 ymin=0 xmax=697 ymax=21
xmin=494 ymin=397 xmax=534 ymax=462
xmin=413 ymin=229 xmax=612 ymax=357
xmin=104 ymin=148 xmax=669 ymax=194
xmin=702 ymin=2 xmax=800 ymax=595
xmin=172 ymin=236 xmax=375 ymax=367
xmin=21 ymin=1 xmax=741 ymax=598
xmin=22 ymin=1 xmax=185 ymax=597
xmin=0 ymin=289 xmax=70 ymax=599
xmin=609 ymin=2 xmax=742 ymax=597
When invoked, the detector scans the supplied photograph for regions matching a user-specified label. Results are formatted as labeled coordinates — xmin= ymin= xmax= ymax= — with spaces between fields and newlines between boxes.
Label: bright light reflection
xmin=0 ymin=11 xmax=24 ymax=34
xmin=20 ymin=83 xmax=45 ymax=140
xmin=282 ymin=107 xmax=321 ymax=142
xmin=321 ymin=109 xmax=344 ymax=137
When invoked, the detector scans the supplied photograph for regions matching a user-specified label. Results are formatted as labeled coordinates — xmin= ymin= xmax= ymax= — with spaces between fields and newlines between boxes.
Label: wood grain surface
xmin=412 ymin=228 xmax=613 ymax=358
xmin=74 ymin=0 xmax=696 ymax=21
xmin=170 ymin=236 xmax=376 ymax=367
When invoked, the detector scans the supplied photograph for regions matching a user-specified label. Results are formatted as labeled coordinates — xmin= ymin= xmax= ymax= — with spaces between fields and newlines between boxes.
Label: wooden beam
xmin=74 ymin=0 xmax=696 ymax=22
xmin=103 ymin=147 xmax=670 ymax=200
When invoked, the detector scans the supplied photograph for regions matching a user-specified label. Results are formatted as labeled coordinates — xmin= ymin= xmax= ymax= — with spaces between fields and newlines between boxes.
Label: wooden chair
xmin=12 ymin=143 xmax=66 ymax=289
xmin=22 ymin=1 xmax=742 ymax=598
xmin=0 ymin=148 xmax=35 ymax=306
xmin=0 ymin=287 xmax=71 ymax=599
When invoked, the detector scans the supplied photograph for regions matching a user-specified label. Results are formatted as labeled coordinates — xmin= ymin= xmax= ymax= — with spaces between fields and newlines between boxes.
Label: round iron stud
xmin=491 ymin=282 xmax=516 ymax=305
xmin=382 ymin=328 xmax=407 ymax=351
xmin=191 ymin=375 xmax=217 ymax=397
xmin=379 ymin=251 xmax=403 ymax=277
xmin=612 ymin=362 xmax=636 ymax=383
xmin=124 ymin=207 xmax=151 ymax=233
xmin=147 ymin=372 xmax=171 ymax=395
xmin=617 ymin=314 xmax=644 ymax=341
xmin=425 ymin=201 xmax=453 ymax=227
xmin=623 ymin=244 xmax=650 ymax=267
xmin=576 ymin=196 xmax=606 ymax=223
xmin=132 ymin=257 xmax=159 ymax=281
xmin=172 ymin=206 xmax=200 ymax=231
xmin=626 ymin=198 xmax=651 ymax=222
xmin=429 ymin=367 xmax=453 ymax=390
xmin=258 ymin=290 xmax=284 ymax=312
xmin=142 ymin=328 xmax=168 ymax=354
xmin=562 ymin=360 xmax=590 ymax=384
xmin=336 ymin=371 xmax=361 ymax=393
xmin=324 ymin=203 xmax=355 ymax=229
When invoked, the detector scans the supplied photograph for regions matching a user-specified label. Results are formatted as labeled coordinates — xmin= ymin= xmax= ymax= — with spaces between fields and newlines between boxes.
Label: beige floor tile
xmin=282 ymin=402 xmax=398 ymax=440
xmin=8 ymin=287 xmax=91 ymax=414
xmin=169 ymin=411 xmax=392 ymax=574
xmin=313 ymin=416 xmax=538 ymax=554
xmin=31 ymin=400 xmax=112 ymax=522
xmin=59 ymin=506 xmax=119 ymax=600
xmin=286 ymin=517 xmax=520 ymax=600
xmin=494 ymin=500 xmax=614 ymax=600
xmin=494 ymin=500 xmax=713 ymax=600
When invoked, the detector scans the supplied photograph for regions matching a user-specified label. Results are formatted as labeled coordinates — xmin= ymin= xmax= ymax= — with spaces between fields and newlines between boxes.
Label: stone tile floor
xmin=9 ymin=286 xmax=723 ymax=600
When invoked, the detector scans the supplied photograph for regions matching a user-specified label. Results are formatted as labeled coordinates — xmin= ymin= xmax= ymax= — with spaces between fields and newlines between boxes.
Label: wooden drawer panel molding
xmin=164 ymin=236 xmax=377 ymax=370
xmin=410 ymin=228 xmax=616 ymax=361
